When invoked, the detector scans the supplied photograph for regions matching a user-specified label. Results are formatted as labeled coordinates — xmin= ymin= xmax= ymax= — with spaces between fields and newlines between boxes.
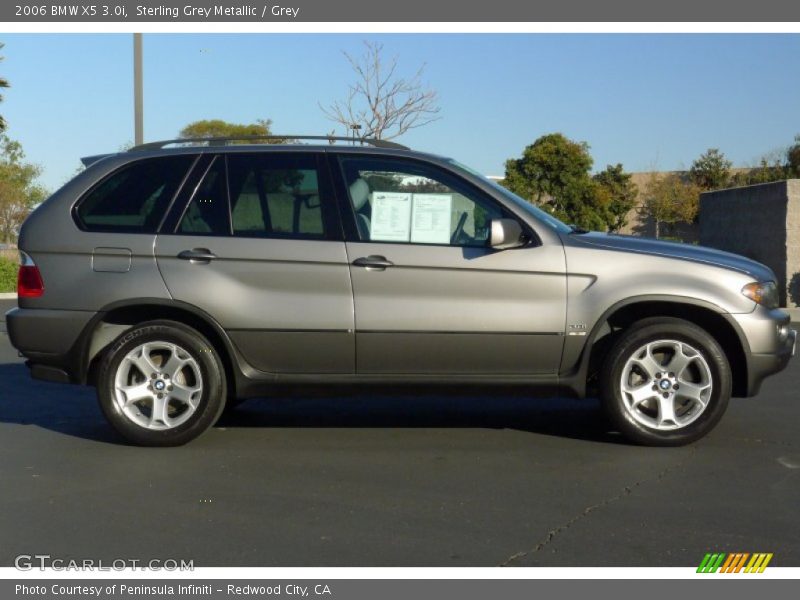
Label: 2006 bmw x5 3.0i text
xmin=5 ymin=136 xmax=797 ymax=446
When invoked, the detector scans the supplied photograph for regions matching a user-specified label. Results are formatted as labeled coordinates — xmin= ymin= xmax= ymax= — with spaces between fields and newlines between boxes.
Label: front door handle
xmin=178 ymin=248 xmax=217 ymax=263
xmin=352 ymin=255 xmax=394 ymax=269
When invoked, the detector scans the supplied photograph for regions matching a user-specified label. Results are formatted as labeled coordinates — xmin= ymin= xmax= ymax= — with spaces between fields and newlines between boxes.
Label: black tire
xmin=600 ymin=317 xmax=731 ymax=446
xmin=97 ymin=320 xmax=227 ymax=446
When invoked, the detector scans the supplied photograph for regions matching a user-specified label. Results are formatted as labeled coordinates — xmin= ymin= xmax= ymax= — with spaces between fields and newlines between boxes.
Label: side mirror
xmin=490 ymin=218 xmax=525 ymax=250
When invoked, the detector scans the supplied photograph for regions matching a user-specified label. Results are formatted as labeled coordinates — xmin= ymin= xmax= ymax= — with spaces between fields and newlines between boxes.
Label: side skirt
xmin=234 ymin=372 xmax=583 ymax=400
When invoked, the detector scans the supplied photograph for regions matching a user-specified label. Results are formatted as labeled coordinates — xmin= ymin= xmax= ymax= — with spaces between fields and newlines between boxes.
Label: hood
xmin=572 ymin=232 xmax=775 ymax=282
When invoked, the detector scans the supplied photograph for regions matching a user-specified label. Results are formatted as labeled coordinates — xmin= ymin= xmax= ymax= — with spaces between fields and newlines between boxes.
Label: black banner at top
xmin=4 ymin=0 xmax=800 ymax=22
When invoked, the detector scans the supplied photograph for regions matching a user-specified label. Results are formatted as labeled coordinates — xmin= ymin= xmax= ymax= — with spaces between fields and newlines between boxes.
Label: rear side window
xmin=228 ymin=154 xmax=325 ymax=239
xmin=76 ymin=156 xmax=195 ymax=233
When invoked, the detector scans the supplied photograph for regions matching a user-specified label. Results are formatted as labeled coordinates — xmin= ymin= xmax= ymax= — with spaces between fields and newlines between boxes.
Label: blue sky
xmin=1 ymin=33 xmax=799 ymax=191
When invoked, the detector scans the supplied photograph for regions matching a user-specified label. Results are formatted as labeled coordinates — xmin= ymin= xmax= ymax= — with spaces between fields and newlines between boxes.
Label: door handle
xmin=352 ymin=255 xmax=394 ymax=269
xmin=177 ymin=248 xmax=217 ymax=263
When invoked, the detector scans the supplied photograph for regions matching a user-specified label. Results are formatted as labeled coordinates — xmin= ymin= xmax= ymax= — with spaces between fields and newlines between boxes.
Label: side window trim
xmin=251 ymin=156 xmax=273 ymax=233
xmin=154 ymin=154 xmax=202 ymax=233
xmin=158 ymin=154 xmax=214 ymax=234
xmin=325 ymin=152 xmax=360 ymax=242
xmin=316 ymin=152 xmax=345 ymax=242
xmin=171 ymin=155 xmax=232 ymax=236
xmin=223 ymin=155 xmax=234 ymax=236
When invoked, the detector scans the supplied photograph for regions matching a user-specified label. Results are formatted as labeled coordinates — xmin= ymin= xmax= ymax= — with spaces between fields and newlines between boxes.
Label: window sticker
xmin=410 ymin=194 xmax=452 ymax=244
xmin=370 ymin=191 xmax=412 ymax=242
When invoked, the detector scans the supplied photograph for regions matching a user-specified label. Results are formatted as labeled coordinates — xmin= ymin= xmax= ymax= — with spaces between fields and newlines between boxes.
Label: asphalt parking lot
xmin=1 ymin=298 xmax=798 ymax=567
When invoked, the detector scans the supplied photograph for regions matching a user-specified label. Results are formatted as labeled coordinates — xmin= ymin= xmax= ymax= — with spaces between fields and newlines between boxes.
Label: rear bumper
xmin=5 ymin=307 xmax=96 ymax=383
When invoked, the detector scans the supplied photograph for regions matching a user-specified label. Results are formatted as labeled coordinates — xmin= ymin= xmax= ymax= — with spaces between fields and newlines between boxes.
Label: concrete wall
xmin=788 ymin=180 xmax=800 ymax=307
xmin=699 ymin=180 xmax=800 ymax=307
xmin=619 ymin=169 xmax=753 ymax=242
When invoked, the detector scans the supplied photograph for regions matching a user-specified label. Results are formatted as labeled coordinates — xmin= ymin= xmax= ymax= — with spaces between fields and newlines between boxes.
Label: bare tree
xmin=321 ymin=41 xmax=441 ymax=141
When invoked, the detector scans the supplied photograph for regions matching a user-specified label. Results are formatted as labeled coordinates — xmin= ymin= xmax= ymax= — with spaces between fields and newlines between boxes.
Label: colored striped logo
xmin=697 ymin=553 xmax=773 ymax=573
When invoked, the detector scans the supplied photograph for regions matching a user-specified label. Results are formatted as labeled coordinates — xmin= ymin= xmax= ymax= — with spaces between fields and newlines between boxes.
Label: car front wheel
xmin=601 ymin=317 xmax=732 ymax=446
xmin=97 ymin=320 xmax=226 ymax=446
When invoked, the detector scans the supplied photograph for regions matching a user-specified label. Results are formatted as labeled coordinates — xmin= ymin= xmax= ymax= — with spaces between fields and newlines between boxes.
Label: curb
xmin=0 ymin=293 xmax=16 ymax=299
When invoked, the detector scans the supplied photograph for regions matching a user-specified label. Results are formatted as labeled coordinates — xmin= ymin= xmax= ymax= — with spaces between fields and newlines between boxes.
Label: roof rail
xmin=128 ymin=135 xmax=410 ymax=152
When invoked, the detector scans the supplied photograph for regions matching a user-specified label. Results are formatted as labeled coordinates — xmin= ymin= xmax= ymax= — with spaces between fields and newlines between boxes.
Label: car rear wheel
xmin=97 ymin=320 xmax=226 ymax=446
xmin=601 ymin=317 xmax=731 ymax=446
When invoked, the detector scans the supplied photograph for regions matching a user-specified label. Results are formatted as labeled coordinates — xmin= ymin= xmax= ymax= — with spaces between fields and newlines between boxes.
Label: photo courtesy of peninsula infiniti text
xmin=5 ymin=135 xmax=797 ymax=446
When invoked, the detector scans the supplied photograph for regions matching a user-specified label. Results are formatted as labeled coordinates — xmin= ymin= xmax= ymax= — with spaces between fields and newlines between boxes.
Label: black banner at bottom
xmin=4 ymin=579 xmax=797 ymax=600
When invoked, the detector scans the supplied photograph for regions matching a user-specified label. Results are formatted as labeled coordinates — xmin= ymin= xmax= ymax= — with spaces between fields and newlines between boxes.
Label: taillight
xmin=18 ymin=251 xmax=44 ymax=298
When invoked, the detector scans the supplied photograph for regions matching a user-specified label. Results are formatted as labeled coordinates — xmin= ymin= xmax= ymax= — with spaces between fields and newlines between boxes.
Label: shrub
xmin=0 ymin=256 xmax=17 ymax=293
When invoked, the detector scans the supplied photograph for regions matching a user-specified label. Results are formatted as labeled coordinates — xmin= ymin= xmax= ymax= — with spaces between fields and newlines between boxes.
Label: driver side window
xmin=339 ymin=157 xmax=503 ymax=247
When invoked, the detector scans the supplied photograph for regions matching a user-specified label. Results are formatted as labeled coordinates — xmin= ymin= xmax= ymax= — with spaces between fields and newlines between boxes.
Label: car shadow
xmin=217 ymin=392 xmax=621 ymax=444
xmin=0 ymin=362 xmax=623 ymax=445
xmin=0 ymin=362 xmax=120 ymax=443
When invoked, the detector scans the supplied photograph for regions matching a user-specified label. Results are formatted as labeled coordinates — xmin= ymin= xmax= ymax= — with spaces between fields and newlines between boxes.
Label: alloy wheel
xmin=113 ymin=341 xmax=203 ymax=430
xmin=619 ymin=339 xmax=713 ymax=431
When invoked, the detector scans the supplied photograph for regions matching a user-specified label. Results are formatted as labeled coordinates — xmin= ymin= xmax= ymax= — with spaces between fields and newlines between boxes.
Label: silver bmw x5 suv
xmin=5 ymin=136 xmax=797 ymax=446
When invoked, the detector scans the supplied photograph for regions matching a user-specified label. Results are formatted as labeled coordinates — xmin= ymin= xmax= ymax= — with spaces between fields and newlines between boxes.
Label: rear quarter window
xmin=75 ymin=156 xmax=195 ymax=233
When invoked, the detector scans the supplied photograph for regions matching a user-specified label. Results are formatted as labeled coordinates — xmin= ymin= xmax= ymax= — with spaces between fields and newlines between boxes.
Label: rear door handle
xmin=352 ymin=255 xmax=394 ymax=269
xmin=177 ymin=248 xmax=217 ymax=263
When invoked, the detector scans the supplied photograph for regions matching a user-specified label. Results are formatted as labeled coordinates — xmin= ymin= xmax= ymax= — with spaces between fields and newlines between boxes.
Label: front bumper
xmin=730 ymin=307 xmax=796 ymax=396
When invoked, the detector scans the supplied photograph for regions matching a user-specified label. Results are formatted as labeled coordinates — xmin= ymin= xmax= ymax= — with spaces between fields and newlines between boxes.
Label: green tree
xmin=592 ymin=163 xmax=638 ymax=232
xmin=566 ymin=180 xmax=614 ymax=232
xmin=178 ymin=118 xmax=284 ymax=143
xmin=0 ymin=42 xmax=10 ymax=132
xmin=0 ymin=136 xmax=47 ymax=243
xmin=503 ymin=133 xmax=634 ymax=231
xmin=503 ymin=133 xmax=592 ymax=207
xmin=786 ymin=134 xmax=800 ymax=177
xmin=689 ymin=148 xmax=732 ymax=190
xmin=643 ymin=173 xmax=701 ymax=239
xmin=725 ymin=135 xmax=800 ymax=187
xmin=746 ymin=158 xmax=786 ymax=185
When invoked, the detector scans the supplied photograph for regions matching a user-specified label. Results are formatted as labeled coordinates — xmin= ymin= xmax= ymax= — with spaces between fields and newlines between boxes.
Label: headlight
xmin=741 ymin=281 xmax=779 ymax=309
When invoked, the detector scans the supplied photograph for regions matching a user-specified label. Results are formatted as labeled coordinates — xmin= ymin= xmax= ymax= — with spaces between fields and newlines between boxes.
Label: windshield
xmin=446 ymin=159 xmax=573 ymax=234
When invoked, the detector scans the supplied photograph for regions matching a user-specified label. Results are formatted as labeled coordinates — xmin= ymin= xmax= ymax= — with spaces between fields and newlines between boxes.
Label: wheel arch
xmin=77 ymin=299 xmax=243 ymax=398
xmin=570 ymin=296 xmax=750 ymax=398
